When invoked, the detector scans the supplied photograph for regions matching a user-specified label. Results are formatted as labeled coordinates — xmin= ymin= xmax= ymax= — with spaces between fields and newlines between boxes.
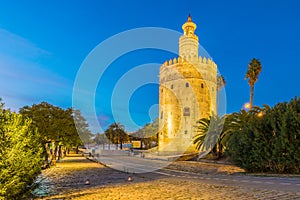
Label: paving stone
xmin=33 ymin=155 xmax=300 ymax=200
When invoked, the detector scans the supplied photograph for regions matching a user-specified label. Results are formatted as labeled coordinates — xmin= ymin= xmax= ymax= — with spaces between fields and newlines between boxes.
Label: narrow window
xmin=201 ymin=83 xmax=204 ymax=88
xmin=184 ymin=130 xmax=188 ymax=134
xmin=183 ymin=107 xmax=190 ymax=116
xmin=171 ymin=84 xmax=173 ymax=89
xmin=160 ymin=111 xmax=163 ymax=119
xmin=186 ymin=82 xmax=189 ymax=88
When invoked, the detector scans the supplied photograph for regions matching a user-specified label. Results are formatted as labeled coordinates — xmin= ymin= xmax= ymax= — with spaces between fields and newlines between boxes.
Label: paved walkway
xmin=33 ymin=155 xmax=300 ymax=200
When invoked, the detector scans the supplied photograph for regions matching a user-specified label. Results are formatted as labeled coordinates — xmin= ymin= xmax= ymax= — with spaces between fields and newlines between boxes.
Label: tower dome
xmin=182 ymin=14 xmax=197 ymax=37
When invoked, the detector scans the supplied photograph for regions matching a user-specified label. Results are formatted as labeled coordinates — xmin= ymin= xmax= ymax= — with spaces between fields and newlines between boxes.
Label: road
xmin=97 ymin=154 xmax=300 ymax=193
xmin=34 ymin=154 xmax=300 ymax=199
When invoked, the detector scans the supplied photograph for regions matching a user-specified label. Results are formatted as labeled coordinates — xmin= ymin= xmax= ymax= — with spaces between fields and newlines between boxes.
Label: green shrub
xmin=0 ymin=109 xmax=43 ymax=199
xmin=226 ymin=97 xmax=300 ymax=173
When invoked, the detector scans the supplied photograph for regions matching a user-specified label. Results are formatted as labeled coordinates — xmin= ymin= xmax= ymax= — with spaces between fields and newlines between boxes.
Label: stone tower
xmin=158 ymin=15 xmax=217 ymax=153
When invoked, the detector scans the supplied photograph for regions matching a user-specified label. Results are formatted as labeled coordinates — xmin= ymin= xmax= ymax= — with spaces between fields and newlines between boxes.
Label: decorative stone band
xmin=161 ymin=56 xmax=216 ymax=68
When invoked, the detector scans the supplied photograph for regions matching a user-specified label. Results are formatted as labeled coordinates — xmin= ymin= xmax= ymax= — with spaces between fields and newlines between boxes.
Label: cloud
xmin=0 ymin=28 xmax=50 ymax=59
xmin=97 ymin=114 xmax=112 ymax=128
xmin=0 ymin=29 xmax=72 ymax=111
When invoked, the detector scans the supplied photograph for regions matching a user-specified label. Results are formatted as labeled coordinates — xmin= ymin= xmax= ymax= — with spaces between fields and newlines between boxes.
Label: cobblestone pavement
xmin=33 ymin=155 xmax=300 ymax=200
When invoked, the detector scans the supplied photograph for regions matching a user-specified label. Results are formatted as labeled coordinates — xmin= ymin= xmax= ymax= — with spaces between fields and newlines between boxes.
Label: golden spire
xmin=187 ymin=13 xmax=192 ymax=22
xmin=182 ymin=14 xmax=197 ymax=39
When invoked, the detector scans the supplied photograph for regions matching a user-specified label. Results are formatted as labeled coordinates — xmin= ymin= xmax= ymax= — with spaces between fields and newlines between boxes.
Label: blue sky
xmin=0 ymin=0 xmax=299 ymax=133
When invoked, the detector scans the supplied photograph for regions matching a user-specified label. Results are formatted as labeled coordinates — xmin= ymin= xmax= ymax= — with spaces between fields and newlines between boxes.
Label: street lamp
xmin=257 ymin=111 xmax=264 ymax=117
xmin=243 ymin=102 xmax=251 ymax=110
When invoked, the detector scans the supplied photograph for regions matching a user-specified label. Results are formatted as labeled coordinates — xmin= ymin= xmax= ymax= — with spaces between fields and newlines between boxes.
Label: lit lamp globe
xmin=257 ymin=111 xmax=264 ymax=117
xmin=244 ymin=102 xmax=251 ymax=110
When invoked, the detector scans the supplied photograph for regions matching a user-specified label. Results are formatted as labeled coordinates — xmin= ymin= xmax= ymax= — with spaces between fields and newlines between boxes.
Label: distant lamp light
xmin=244 ymin=102 xmax=251 ymax=110
xmin=257 ymin=111 xmax=264 ymax=117
xmin=85 ymin=179 xmax=90 ymax=185
xmin=127 ymin=176 xmax=132 ymax=182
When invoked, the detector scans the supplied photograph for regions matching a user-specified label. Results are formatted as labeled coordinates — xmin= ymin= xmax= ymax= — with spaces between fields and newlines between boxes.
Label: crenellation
xmin=173 ymin=57 xmax=177 ymax=64
xmin=178 ymin=56 xmax=182 ymax=63
xmin=198 ymin=56 xmax=202 ymax=63
xmin=208 ymin=58 xmax=211 ymax=64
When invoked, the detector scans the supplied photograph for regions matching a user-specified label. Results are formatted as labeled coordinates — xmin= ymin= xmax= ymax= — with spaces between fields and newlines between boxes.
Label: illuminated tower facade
xmin=158 ymin=15 xmax=217 ymax=153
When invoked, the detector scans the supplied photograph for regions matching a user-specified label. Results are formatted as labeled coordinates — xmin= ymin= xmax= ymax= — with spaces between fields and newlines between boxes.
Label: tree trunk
xmin=51 ymin=141 xmax=56 ymax=161
xmin=54 ymin=145 xmax=58 ymax=160
xmin=50 ymin=141 xmax=57 ymax=166
xmin=44 ymin=143 xmax=50 ymax=168
xmin=217 ymin=140 xmax=222 ymax=159
xmin=58 ymin=145 xmax=62 ymax=160
xmin=45 ymin=143 xmax=52 ymax=167
xmin=250 ymin=84 xmax=254 ymax=109
xmin=115 ymin=138 xmax=118 ymax=150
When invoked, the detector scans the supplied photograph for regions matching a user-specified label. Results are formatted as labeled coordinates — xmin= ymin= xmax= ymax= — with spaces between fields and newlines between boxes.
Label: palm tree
xmin=245 ymin=58 xmax=262 ymax=109
xmin=217 ymin=75 xmax=226 ymax=114
xmin=108 ymin=122 xmax=128 ymax=150
xmin=217 ymin=75 xmax=226 ymax=91
xmin=104 ymin=127 xmax=113 ymax=150
xmin=193 ymin=115 xmax=226 ymax=159
xmin=193 ymin=118 xmax=210 ymax=152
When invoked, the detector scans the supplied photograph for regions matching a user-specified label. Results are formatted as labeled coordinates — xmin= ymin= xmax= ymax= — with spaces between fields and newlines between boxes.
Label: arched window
xmin=201 ymin=83 xmax=204 ymax=88
xmin=186 ymin=82 xmax=189 ymax=88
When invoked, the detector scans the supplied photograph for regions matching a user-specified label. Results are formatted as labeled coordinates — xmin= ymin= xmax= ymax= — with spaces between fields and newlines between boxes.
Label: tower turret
xmin=179 ymin=14 xmax=199 ymax=61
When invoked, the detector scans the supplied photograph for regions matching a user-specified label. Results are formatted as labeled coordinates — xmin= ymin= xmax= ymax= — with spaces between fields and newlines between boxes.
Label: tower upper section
xmin=179 ymin=14 xmax=199 ymax=61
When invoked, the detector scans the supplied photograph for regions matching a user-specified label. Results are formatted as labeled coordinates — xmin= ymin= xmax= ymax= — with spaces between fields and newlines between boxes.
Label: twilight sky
xmin=0 ymin=0 xmax=299 ymax=133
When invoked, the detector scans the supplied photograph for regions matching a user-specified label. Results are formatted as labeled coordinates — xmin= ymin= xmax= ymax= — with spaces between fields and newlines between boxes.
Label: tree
xmin=72 ymin=109 xmax=93 ymax=150
xmin=94 ymin=133 xmax=109 ymax=149
xmin=226 ymin=98 xmax=300 ymax=173
xmin=19 ymin=102 xmax=89 ymax=166
xmin=245 ymin=58 xmax=262 ymax=109
xmin=104 ymin=123 xmax=128 ymax=150
xmin=104 ymin=126 xmax=113 ymax=150
xmin=217 ymin=75 xmax=226 ymax=92
xmin=115 ymin=123 xmax=128 ymax=149
xmin=20 ymin=102 xmax=59 ymax=165
xmin=193 ymin=115 xmax=226 ymax=159
xmin=0 ymin=101 xmax=43 ymax=199
xmin=131 ymin=118 xmax=159 ymax=149
xmin=193 ymin=118 xmax=210 ymax=152
xmin=217 ymin=75 xmax=226 ymax=114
